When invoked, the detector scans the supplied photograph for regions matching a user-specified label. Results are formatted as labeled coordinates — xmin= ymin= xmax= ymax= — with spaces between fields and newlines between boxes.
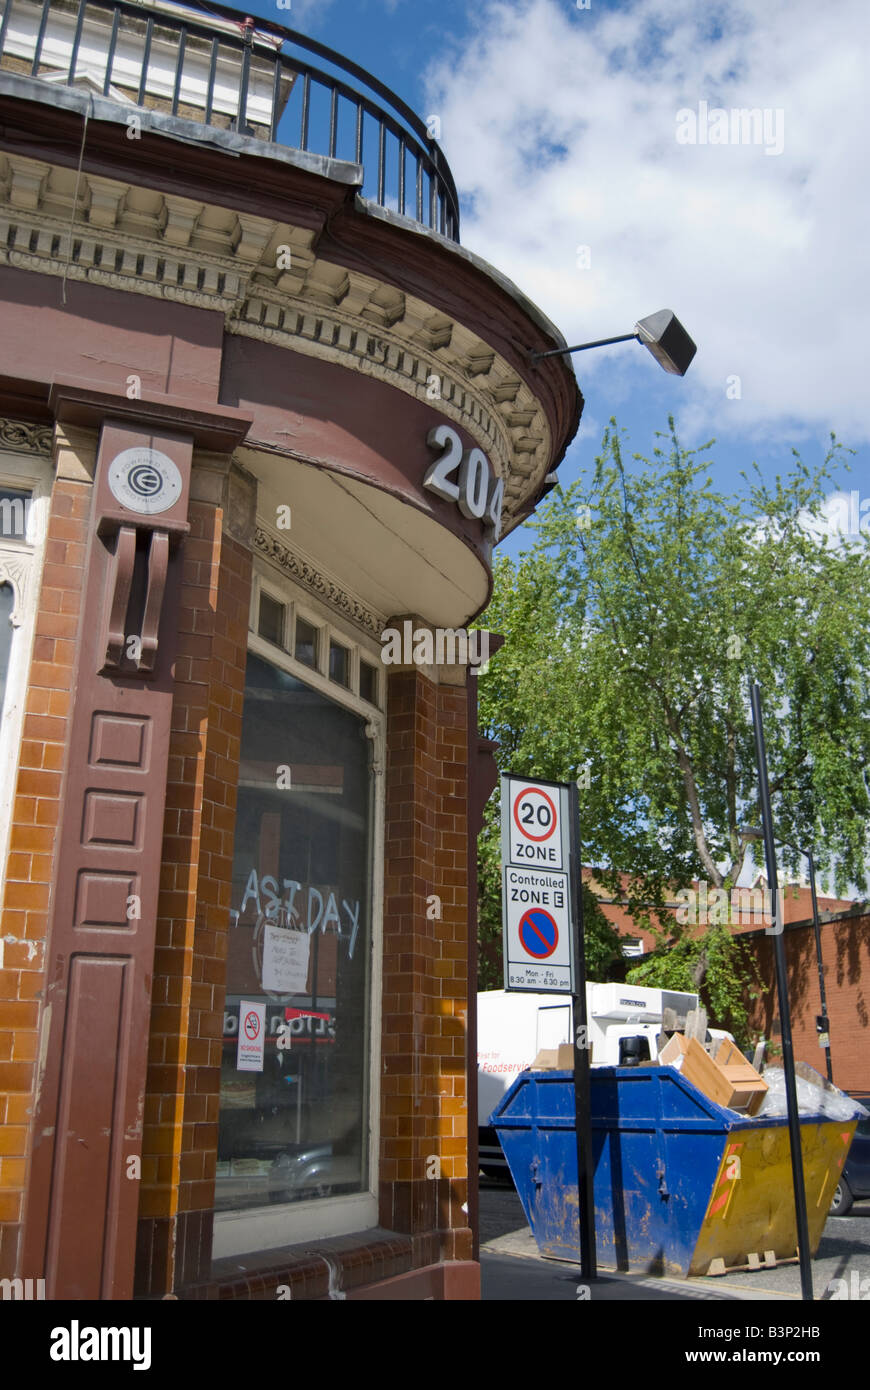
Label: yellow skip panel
xmin=690 ymin=1120 xmax=856 ymax=1276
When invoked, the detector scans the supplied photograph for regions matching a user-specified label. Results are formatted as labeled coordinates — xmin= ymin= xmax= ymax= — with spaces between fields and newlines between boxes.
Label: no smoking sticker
xmin=236 ymin=999 xmax=266 ymax=1072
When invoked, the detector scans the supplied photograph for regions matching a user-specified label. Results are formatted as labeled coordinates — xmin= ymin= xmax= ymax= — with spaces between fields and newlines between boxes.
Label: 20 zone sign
xmin=424 ymin=424 xmax=505 ymax=540
xmin=513 ymin=786 xmax=557 ymax=841
xmin=507 ymin=779 xmax=564 ymax=869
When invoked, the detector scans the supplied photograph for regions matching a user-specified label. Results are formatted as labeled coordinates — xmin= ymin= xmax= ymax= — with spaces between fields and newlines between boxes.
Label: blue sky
xmin=232 ymin=0 xmax=869 ymax=564
xmin=209 ymin=0 xmax=868 ymax=895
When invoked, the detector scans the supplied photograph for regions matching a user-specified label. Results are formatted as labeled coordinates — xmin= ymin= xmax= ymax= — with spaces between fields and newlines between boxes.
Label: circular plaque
xmin=107 ymin=447 xmax=183 ymax=516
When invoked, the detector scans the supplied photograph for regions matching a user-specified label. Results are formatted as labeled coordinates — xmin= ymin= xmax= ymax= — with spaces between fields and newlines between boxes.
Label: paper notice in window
xmin=262 ymin=924 xmax=311 ymax=994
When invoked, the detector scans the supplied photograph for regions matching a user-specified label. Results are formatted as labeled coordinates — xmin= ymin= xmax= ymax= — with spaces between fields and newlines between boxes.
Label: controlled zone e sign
xmin=504 ymin=867 xmax=572 ymax=989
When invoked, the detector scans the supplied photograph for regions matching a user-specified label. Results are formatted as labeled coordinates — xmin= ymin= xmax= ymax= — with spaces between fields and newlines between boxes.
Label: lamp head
xmin=635 ymin=310 xmax=697 ymax=376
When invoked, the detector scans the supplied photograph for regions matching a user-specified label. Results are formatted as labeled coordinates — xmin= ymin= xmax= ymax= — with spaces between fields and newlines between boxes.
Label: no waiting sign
xmin=501 ymin=775 xmax=576 ymax=992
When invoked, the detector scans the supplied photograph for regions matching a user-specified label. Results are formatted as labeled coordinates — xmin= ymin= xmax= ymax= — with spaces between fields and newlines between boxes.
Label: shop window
xmin=215 ymin=651 xmax=374 ymax=1247
xmin=0 ymin=458 xmax=50 ymax=884
xmin=257 ymin=591 xmax=286 ymax=647
xmin=359 ymin=659 xmax=379 ymax=707
xmin=294 ymin=615 xmax=319 ymax=669
xmin=328 ymin=639 xmax=350 ymax=688
xmin=0 ymin=582 xmax=12 ymax=717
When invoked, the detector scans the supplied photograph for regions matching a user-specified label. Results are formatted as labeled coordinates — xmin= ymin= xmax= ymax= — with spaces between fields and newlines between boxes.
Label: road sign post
xmin=501 ymin=774 xmax=596 ymax=1278
xmin=568 ymin=779 xmax=596 ymax=1279
xmin=750 ymin=684 xmax=813 ymax=1303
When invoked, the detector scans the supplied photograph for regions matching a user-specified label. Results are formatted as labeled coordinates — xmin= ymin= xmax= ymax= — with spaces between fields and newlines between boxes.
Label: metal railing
xmin=0 ymin=0 xmax=461 ymax=240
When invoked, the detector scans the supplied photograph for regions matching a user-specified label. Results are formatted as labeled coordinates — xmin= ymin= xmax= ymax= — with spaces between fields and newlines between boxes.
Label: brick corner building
xmin=0 ymin=0 xmax=580 ymax=1298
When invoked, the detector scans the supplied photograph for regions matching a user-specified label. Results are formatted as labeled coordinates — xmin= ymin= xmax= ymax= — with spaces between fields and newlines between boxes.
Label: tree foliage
xmin=475 ymin=419 xmax=869 ymax=1016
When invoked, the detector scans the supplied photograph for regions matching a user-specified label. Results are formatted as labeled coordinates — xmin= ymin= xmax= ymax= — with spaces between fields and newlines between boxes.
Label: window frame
xmin=212 ymin=562 xmax=386 ymax=1259
xmin=249 ymin=573 xmax=383 ymax=709
xmin=0 ymin=450 xmax=52 ymax=894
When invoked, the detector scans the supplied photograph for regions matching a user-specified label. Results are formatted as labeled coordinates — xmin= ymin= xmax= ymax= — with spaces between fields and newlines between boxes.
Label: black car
xmin=831 ymin=1110 xmax=870 ymax=1215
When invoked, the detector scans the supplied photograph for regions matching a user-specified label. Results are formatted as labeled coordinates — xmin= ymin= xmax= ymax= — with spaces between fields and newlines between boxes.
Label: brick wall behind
xmin=744 ymin=912 xmax=870 ymax=1093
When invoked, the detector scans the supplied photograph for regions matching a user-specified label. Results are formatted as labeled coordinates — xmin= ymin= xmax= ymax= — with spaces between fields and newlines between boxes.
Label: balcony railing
xmin=0 ymin=0 xmax=461 ymax=240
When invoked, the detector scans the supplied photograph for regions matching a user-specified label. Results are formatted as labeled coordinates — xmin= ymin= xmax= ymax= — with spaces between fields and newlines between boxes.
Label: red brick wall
xmin=0 ymin=473 xmax=91 ymax=1277
xmin=744 ymin=912 xmax=870 ymax=1094
xmin=380 ymin=669 xmax=471 ymax=1265
xmin=136 ymin=500 xmax=252 ymax=1293
xmin=1 ymin=479 xmax=480 ymax=1293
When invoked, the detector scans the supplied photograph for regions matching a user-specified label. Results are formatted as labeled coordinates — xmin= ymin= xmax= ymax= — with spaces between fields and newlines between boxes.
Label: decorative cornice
xmin=0 ymin=417 xmax=53 ymax=456
xmin=253 ymin=525 xmax=384 ymax=640
xmin=0 ymin=153 xmax=552 ymax=525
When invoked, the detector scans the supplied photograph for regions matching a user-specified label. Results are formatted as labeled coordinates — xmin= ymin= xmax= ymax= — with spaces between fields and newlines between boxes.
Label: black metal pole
xmin=529 ymin=332 xmax=640 ymax=363
xmin=807 ymin=850 xmax=834 ymax=1084
xmin=750 ymin=683 xmax=814 ymax=1301
xmin=569 ymin=781 xmax=596 ymax=1280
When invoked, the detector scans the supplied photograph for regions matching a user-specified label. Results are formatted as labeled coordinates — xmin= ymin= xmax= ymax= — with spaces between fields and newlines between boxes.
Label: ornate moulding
xmin=0 ymin=416 xmax=53 ymax=456
xmin=0 ymin=153 xmax=552 ymax=526
xmin=253 ymin=524 xmax=385 ymax=641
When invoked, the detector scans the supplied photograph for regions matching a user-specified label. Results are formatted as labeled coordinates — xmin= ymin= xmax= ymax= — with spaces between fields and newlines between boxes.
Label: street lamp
xmin=529 ymin=309 xmax=697 ymax=375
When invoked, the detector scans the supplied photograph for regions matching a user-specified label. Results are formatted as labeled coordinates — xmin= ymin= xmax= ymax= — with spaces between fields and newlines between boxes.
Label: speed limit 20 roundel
xmin=508 ymin=779 xmax=564 ymax=869
xmin=512 ymin=785 xmax=557 ymax=842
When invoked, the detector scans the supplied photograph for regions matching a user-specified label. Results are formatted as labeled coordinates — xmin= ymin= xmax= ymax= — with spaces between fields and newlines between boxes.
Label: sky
xmin=230 ymin=0 xmax=870 ymax=564
xmin=215 ymin=0 xmax=869 ymax=895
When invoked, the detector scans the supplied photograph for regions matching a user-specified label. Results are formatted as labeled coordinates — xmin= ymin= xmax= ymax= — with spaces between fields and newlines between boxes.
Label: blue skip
xmin=490 ymin=1066 xmax=855 ymax=1277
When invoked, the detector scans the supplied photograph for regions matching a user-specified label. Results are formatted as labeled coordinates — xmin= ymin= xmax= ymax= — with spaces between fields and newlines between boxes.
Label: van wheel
xmin=830 ymin=1179 xmax=853 ymax=1216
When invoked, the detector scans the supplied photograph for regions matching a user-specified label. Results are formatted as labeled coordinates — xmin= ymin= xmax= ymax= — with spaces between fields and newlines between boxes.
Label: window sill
xmin=182 ymin=1226 xmax=416 ymax=1300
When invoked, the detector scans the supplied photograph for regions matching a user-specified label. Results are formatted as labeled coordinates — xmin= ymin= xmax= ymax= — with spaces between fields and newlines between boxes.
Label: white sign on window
xmin=261 ymin=924 xmax=311 ymax=994
xmin=236 ymin=1000 xmax=266 ymax=1072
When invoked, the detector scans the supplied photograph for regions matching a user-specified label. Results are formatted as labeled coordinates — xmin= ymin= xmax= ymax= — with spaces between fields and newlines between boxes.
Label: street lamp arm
xmin=528 ymin=309 xmax=696 ymax=375
xmin=529 ymin=332 xmax=640 ymax=362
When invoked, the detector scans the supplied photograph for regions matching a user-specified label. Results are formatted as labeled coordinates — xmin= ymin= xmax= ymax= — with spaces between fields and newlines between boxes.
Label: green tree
xmin=475 ymin=419 xmax=869 ymax=1017
xmin=625 ymin=925 xmax=763 ymax=1047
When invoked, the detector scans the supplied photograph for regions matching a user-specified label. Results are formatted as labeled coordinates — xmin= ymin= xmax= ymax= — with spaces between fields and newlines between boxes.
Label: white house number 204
xmin=424 ymin=424 xmax=504 ymax=540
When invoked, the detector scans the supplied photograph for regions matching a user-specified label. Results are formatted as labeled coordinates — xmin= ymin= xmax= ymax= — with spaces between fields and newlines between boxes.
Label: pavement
xmin=481 ymin=1223 xmax=780 ymax=1301
xmin=482 ymin=1250 xmax=749 ymax=1301
xmin=478 ymin=1181 xmax=870 ymax=1302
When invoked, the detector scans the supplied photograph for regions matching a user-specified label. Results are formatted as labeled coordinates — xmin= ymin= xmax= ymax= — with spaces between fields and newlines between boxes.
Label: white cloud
xmin=425 ymin=0 xmax=870 ymax=442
